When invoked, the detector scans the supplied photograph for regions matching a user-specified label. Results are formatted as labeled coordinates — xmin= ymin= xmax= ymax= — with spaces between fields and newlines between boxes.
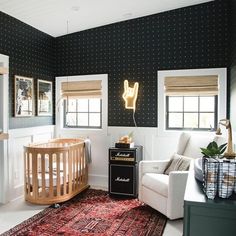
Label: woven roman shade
xmin=61 ymin=80 xmax=102 ymax=98
xmin=164 ymin=75 xmax=218 ymax=96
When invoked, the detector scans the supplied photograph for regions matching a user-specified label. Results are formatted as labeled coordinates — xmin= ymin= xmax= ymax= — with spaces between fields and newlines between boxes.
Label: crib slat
xmin=73 ymin=148 xmax=76 ymax=191
xmin=27 ymin=153 xmax=31 ymax=195
xmin=32 ymin=152 xmax=38 ymax=199
xmin=56 ymin=153 xmax=61 ymax=196
xmin=79 ymin=146 xmax=82 ymax=186
xmin=24 ymin=151 xmax=27 ymax=195
xmin=79 ymin=146 xmax=81 ymax=184
xmin=75 ymin=148 xmax=79 ymax=189
xmin=41 ymin=154 xmax=46 ymax=198
xmin=63 ymin=151 xmax=67 ymax=195
xmin=49 ymin=153 xmax=53 ymax=197
xmin=68 ymin=150 xmax=72 ymax=194
xmin=71 ymin=149 xmax=74 ymax=192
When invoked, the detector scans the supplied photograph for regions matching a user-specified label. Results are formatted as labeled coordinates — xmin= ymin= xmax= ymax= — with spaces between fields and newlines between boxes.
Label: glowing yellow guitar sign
xmin=122 ymin=80 xmax=139 ymax=111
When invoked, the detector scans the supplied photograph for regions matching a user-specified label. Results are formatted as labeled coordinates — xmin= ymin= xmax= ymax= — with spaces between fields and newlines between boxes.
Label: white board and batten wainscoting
xmin=1 ymin=125 xmax=55 ymax=204
xmin=7 ymin=126 xmax=55 ymax=202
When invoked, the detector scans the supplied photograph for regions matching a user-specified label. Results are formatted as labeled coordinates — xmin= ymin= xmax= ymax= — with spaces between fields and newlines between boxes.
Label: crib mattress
xmin=27 ymin=168 xmax=86 ymax=188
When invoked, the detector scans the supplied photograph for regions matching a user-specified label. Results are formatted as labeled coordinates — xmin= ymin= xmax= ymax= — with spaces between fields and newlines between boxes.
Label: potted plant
xmin=200 ymin=141 xmax=227 ymax=159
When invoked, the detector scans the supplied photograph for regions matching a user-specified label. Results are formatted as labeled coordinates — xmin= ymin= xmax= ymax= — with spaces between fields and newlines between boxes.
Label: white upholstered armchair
xmin=139 ymin=132 xmax=218 ymax=220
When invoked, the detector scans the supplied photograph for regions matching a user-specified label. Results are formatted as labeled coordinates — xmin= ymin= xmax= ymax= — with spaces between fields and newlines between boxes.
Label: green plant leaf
xmin=220 ymin=146 xmax=227 ymax=154
xmin=219 ymin=143 xmax=227 ymax=150
xmin=212 ymin=141 xmax=218 ymax=149
xmin=200 ymin=141 xmax=227 ymax=158
xmin=200 ymin=148 xmax=213 ymax=157
xmin=207 ymin=142 xmax=213 ymax=149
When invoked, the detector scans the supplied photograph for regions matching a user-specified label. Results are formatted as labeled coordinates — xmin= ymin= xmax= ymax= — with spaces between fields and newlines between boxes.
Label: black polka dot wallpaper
xmin=55 ymin=0 xmax=229 ymax=127
xmin=0 ymin=11 xmax=55 ymax=129
xmin=0 ymin=0 xmax=230 ymax=128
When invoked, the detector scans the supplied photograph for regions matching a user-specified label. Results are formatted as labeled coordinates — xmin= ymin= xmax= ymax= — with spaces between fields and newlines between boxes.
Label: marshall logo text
xmin=115 ymin=177 xmax=130 ymax=182
xmin=115 ymin=152 xmax=130 ymax=157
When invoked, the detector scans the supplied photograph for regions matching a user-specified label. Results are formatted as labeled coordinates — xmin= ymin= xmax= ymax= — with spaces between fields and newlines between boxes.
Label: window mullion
xmin=166 ymin=96 xmax=169 ymax=130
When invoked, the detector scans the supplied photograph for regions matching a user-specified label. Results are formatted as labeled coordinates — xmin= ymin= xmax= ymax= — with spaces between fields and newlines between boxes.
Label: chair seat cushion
xmin=141 ymin=173 xmax=169 ymax=197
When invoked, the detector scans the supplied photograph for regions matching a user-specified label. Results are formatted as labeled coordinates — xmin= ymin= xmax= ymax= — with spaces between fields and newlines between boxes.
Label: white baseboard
xmin=88 ymin=174 xmax=108 ymax=190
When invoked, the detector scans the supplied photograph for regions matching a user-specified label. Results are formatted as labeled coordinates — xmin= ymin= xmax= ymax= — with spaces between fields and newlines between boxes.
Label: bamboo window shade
xmin=164 ymin=75 xmax=219 ymax=96
xmin=61 ymin=80 xmax=102 ymax=98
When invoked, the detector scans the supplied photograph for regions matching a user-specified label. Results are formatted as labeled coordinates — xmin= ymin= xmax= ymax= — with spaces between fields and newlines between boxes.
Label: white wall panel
xmin=6 ymin=125 xmax=54 ymax=202
xmin=8 ymin=135 xmax=31 ymax=201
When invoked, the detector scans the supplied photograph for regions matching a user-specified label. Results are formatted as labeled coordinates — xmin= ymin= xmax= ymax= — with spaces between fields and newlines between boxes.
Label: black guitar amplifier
xmin=109 ymin=149 xmax=137 ymax=163
xmin=108 ymin=146 xmax=143 ymax=197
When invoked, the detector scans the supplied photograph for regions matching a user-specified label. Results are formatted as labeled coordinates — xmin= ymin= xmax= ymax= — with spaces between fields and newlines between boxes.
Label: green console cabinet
xmin=183 ymin=162 xmax=236 ymax=236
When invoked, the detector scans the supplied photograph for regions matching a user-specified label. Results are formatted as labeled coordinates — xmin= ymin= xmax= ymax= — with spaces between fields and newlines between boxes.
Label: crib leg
xmin=50 ymin=203 xmax=60 ymax=209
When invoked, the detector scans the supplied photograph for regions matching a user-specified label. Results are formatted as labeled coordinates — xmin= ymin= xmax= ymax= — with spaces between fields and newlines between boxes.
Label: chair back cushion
xmin=176 ymin=132 xmax=191 ymax=155
xmin=213 ymin=135 xmax=227 ymax=146
xmin=182 ymin=134 xmax=215 ymax=159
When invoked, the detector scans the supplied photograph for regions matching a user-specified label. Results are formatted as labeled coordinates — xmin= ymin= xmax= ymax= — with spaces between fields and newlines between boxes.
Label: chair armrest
xmin=167 ymin=171 xmax=189 ymax=219
xmin=139 ymin=160 xmax=170 ymax=175
xmin=169 ymin=171 xmax=189 ymax=192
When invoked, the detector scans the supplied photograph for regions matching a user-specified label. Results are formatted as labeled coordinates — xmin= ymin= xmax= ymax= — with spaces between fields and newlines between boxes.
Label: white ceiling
xmin=0 ymin=0 xmax=213 ymax=37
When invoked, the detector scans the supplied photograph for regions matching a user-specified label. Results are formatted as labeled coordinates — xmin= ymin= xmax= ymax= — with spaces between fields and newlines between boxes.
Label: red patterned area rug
xmin=2 ymin=189 xmax=167 ymax=236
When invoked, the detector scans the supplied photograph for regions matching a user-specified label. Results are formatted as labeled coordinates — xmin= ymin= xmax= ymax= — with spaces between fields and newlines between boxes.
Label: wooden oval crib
xmin=24 ymin=138 xmax=89 ymax=205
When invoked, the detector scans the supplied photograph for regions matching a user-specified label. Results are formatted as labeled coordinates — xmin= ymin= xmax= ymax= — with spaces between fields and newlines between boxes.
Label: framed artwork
xmin=15 ymin=75 xmax=34 ymax=117
xmin=37 ymin=79 xmax=52 ymax=116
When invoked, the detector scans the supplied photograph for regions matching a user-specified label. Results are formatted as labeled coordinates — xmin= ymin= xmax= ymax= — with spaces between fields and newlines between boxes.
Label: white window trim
xmin=56 ymin=74 xmax=108 ymax=136
xmin=0 ymin=53 xmax=9 ymax=204
xmin=157 ymin=68 xmax=227 ymax=137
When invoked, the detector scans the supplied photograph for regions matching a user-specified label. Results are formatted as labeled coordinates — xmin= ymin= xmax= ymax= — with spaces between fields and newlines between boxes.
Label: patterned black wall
xmin=0 ymin=0 xmax=230 ymax=129
xmin=229 ymin=0 xmax=236 ymax=130
xmin=0 ymin=11 xmax=55 ymax=129
xmin=55 ymin=0 xmax=229 ymax=127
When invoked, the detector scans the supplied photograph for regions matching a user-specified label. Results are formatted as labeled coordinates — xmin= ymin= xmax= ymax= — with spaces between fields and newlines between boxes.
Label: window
xmin=166 ymin=95 xmax=217 ymax=130
xmin=61 ymin=79 xmax=102 ymax=129
xmin=56 ymin=74 xmax=107 ymax=132
xmin=157 ymin=68 xmax=227 ymax=134
xmin=64 ymin=98 xmax=102 ymax=128
xmin=164 ymin=74 xmax=219 ymax=131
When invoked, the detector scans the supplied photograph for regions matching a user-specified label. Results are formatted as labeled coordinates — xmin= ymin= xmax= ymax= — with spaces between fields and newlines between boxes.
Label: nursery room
xmin=0 ymin=0 xmax=236 ymax=235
